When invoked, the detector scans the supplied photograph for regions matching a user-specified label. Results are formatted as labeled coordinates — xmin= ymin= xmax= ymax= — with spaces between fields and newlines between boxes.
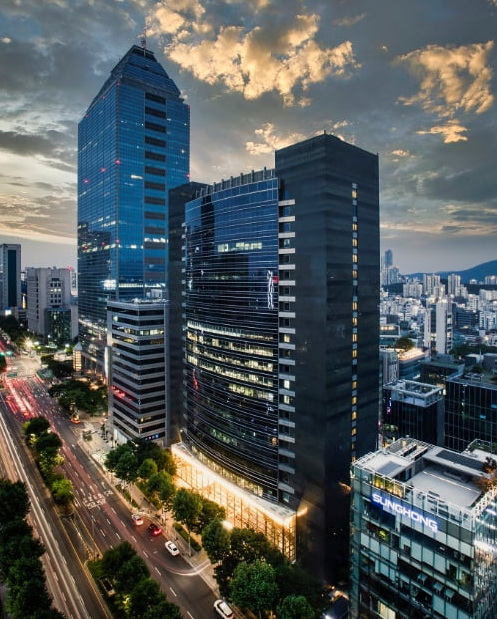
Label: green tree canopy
xmin=114 ymin=451 xmax=139 ymax=485
xmin=394 ymin=336 xmax=415 ymax=352
xmin=147 ymin=470 xmax=175 ymax=509
xmin=138 ymin=458 xmax=158 ymax=481
xmin=141 ymin=599 xmax=183 ymax=619
xmin=105 ymin=443 xmax=134 ymax=472
xmin=115 ymin=554 xmax=150 ymax=594
xmin=201 ymin=518 xmax=231 ymax=564
xmin=172 ymin=488 xmax=203 ymax=532
xmin=276 ymin=594 xmax=315 ymax=619
xmin=23 ymin=416 xmax=51 ymax=438
xmin=0 ymin=478 xmax=30 ymax=524
xmin=193 ymin=498 xmax=226 ymax=534
xmin=230 ymin=560 xmax=279 ymax=619
xmin=100 ymin=542 xmax=136 ymax=577
xmin=128 ymin=577 xmax=163 ymax=619
xmin=51 ymin=478 xmax=74 ymax=506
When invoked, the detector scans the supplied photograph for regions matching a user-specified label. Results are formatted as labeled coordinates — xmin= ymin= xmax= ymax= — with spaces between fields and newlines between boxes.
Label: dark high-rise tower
xmin=77 ymin=45 xmax=189 ymax=373
xmin=0 ymin=243 xmax=21 ymax=314
xmin=180 ymin=134 xmax=380 ymax=580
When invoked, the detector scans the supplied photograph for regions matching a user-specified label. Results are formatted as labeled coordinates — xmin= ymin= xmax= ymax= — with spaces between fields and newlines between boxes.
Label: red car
xmin=148 ymin=523 xmax=162 ymax=536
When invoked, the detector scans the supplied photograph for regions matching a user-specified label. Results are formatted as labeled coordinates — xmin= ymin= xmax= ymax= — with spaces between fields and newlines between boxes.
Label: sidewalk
xmin=77 ymin=418 xmax=220 ymax=596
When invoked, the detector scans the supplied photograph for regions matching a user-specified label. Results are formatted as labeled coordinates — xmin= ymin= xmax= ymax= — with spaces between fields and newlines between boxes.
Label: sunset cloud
xmin=416 ymin=121 xmax=468 ymax=144
xmin=396 ymin=41 xmax=494 ymax=117
xmin=148 ymin=1 xmax=359 ymax=105
xmin=245 ymin=123 xmax=307 ymax=155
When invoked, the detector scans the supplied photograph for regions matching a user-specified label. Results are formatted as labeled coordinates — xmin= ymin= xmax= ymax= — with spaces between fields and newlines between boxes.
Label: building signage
xmin=371 ymin=492 xmax=438 ymax=533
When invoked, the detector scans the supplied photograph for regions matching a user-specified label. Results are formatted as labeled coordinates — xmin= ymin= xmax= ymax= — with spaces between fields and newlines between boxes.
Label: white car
xmin=165 ymin=540 xmax=180 ymax=556
xmin=214 ymin=599 xmax=234 ymax=618
xmin=131 ymin=513 xmax=144 ymax=525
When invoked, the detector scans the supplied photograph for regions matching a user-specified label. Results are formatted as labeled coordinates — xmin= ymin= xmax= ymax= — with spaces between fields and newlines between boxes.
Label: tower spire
xmin=139 ymin=22 xmax=147 ymax=52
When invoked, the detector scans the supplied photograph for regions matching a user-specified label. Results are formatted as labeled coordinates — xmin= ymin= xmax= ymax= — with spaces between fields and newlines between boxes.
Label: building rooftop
xmin=355 ymin=438 xmax=497 ymax=516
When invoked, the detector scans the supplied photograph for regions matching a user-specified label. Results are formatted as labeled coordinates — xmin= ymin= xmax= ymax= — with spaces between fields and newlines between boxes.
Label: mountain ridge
xmin=406 ymin=259 xmax=497 ymax=284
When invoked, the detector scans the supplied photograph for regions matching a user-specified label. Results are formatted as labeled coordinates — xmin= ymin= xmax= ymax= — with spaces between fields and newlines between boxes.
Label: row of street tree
xmin=91 ymin=541 xmax=182 ymax=619
xmin=0 ymin=479 xmax=66 ymax=619
xmin=104 ymin=441 xmax=327 ymax=619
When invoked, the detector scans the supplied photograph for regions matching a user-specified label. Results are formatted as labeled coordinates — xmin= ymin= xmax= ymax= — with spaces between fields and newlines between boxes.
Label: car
xmin=165 ymin=540 xmax=180 ymax=556
xmin=214 ymin=599 xmax=234 ymax=618
xmin=131 ymin=513 xmax=143 ymax=525
xmin=148 ymin=523 xmax=162 ymax=536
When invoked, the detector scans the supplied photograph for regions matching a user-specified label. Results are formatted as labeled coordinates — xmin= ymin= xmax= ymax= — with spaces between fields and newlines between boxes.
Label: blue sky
xmin=1 ymin=0 xmax=496 ymax=274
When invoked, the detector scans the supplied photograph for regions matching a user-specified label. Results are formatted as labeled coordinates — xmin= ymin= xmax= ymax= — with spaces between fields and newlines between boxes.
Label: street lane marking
xmin=169 ymin=587 xmax=177 ymax=597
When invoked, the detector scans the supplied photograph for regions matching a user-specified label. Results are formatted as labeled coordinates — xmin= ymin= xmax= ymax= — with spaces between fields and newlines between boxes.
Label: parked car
xmin=148 ymin=523 xmax=162 ymax=536
xmin=165 ymin=540 xmax=180 ymax=556
xmin=214 ymin=599 xmax=234 ymax=618
xmin=131 ymin=513 xmax=143 ymax=525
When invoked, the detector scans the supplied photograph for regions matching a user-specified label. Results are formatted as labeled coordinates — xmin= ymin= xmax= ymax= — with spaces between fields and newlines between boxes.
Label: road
xmin=0 ymin=350 xmax=227 ymax=619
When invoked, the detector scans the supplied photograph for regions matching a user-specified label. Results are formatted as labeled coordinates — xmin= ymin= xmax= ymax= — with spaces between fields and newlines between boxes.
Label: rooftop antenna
xmin=138 ymin=21 xmax=147 ymax=53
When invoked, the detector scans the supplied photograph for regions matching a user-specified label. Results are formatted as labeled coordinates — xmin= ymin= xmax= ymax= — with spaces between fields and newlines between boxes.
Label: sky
xmin=1 ymin=0 xmax=496 ymax=274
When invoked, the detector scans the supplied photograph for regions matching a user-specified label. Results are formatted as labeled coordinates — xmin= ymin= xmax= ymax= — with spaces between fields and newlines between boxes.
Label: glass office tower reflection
xmin=78 ymin=44 xmax=189 ymax=373
xmin=183 ymin=169 xmax=280 ymax=498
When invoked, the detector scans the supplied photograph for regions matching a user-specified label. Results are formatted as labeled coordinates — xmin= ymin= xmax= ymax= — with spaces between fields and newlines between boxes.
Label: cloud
xmin=416 ymin=121 xmax=468 ymax=144
xmin=333 ymin=13 xmax=366 ymax=27
xmin=148 ymin=0 xmax=359 ymax=105
xmin=245 ymin=123 xmax=308 ymax=155
xmin=396 ymin=41 xmax=494 ymax=118
xmin=0 ymin=190 xmax=75 ymax=240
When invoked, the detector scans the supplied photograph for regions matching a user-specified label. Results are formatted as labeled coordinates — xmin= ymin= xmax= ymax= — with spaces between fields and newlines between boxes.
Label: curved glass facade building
xmin=183 ymin=169 xmax=281 ymax=500
xmin=78 ymin=44 xmax=189 ymax=372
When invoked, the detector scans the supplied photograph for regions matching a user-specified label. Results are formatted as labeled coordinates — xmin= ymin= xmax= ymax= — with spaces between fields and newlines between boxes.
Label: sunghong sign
xmin=371 ymin=492 xmax=439 ymax=533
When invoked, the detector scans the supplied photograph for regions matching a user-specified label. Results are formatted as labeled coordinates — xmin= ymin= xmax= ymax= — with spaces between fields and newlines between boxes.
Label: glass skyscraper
xmin=179 ymin=134 xmax=380 ymax=581
xmin=77 ymin=44 xmax=189 ymax=373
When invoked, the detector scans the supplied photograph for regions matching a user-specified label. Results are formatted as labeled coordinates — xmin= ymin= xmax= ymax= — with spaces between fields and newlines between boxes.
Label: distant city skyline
xmin=1 ymin=0 xmax=497 ymax=273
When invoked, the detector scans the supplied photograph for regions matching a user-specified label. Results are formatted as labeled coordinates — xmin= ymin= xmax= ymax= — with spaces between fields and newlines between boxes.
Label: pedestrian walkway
xmin=77 ymin=417 xmax=220 ymax=595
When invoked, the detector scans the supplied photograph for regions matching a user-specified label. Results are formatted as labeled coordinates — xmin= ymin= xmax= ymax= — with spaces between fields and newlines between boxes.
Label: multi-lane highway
xmin=0 ymin=347 xmax=226 ymax=619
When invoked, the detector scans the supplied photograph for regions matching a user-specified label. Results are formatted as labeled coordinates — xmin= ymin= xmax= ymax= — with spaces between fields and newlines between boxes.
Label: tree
xmin=128 ymin=577 xmax=163 ymax=619
xmin=0 ymin=479 xmax=30 ymax=524
xmin=100 ymin=542 xmax=136 ymax=576
xmin=142 ymin=600 xmax=183 ymax=619
xmin=230 ymin=560 xmax=279 ymax=619
xmin=115 ymin=555 xmax=150 ymax=594
xmin=36 ymin=431 xmax=62 ymax=454
xmin=276 ymin=594 xmax=315 ymax=619
xmin=105 ymin=443 xmax=134 ymax=472
xmin=114 ymin=450 xmax=139 ymax=485
xmin=275 ymin=563 xmax=324 ymax=613
xmin=138 ymin=458 xmax=158 ymax=481
xmin=172 ymin=488 xmax=203 ymax=556
xmin=51 ymin=478 xmax=74 ymax=506
xmin=394 ymin=336 xmax=414 ymax=352
xmin=194 ymin=498 xmax=226 ymax=533
xmin=202 ymin=519 xmax=230 ymax=564
xmin=230 ymin=527 xmax=275 ymax=564
xmin=23 ymin=416 xmax=51 ymax=438
xmin=134 ymin=439 xmax=176 ymax=475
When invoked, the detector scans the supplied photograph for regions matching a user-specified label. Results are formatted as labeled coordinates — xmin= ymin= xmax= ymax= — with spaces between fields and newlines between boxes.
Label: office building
xmin=0 ymin=243 xmax=21 ymax=315
xmin=26 ymin=267 xmax=76 ymax=346
xmin=177 ymin=133 xmax=380 ymax=581
xmin=381 ymin=379 xmax=444 ymax=446
xmin=77 ymin=43 xmax=189 ymax=374
xmin=445 ymin=373 xmax=497 ymax=453
xmin=107 ymin=299 xmax=169 ymax=444
xmin=398 ymin=347 xmax=427 ymax=381
xmin=419 ymin=354 xmax=464 ymax=389
xmin=350 ymin=438 xmax=497 ymax=619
